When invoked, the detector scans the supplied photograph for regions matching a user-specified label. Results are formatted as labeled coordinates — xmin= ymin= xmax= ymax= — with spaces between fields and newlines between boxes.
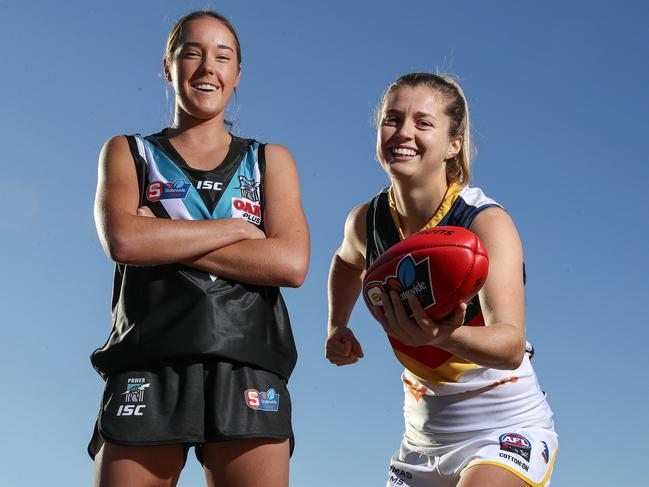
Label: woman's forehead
xmin=384 ymin=86 xmax=446 ymax=112
xmin=178 ymin=17 xmax=236 ymax=47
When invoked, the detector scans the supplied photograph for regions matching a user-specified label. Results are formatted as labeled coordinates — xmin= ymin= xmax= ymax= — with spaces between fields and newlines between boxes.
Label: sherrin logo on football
xmin=365 ymin=284 xmax=385 ymax=306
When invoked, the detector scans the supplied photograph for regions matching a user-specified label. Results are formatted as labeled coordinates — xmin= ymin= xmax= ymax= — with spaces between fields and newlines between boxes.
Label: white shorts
xmin=386 ymin=424 xmax=558 ymax=487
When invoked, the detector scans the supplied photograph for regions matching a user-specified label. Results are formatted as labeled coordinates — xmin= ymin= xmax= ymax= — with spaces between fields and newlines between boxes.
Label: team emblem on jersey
xmin=232 ymin=197 xmax=262 ymax=225
xmin=541 ymin=441 xmax=549 ymax=464
xmin=122 ymin=378 xmax=150 ymax=403
xmin=238 ymin=176 xmax=260 ymax=202
xmin=244 ymin=388 xmax=279 ymax=412
xmin=146 ymin=179 xmax=191 ymax=201
xmin=499 ymin=433 xmax=531 ymax=461
xmin=364 ymin=254 xmax=435 ymax=315
xmin=116 ymin=377 xmax=150 ymax=416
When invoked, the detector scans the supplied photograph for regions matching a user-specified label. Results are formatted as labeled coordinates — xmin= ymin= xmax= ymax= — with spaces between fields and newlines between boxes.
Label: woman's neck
xmin=391 ymin=171 xmax=449 ymax=236
xmin=166 ymin=109 xmax=231 ymax=148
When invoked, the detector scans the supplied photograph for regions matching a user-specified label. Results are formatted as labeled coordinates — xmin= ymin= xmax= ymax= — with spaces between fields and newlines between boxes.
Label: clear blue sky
xmin=1 ymin=0 xmax=647 ymax=485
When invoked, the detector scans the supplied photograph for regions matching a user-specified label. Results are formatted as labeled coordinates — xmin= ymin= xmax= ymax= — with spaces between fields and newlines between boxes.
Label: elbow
xmin=502 ymin=339 xmax=527 ymax=370
xmin=107 ymin=241 xmax=130 ymax=264
xmin=503 ymin=352 xmax=524 ymax=370
xmin=106 ymin=233 xmax=139 ymax=265
xmin=282 ymin=260 xmax=309 ymax=288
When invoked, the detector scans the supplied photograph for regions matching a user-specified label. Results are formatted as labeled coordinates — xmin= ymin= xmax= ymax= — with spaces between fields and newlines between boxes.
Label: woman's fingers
xmin=407 ymin=294 xmax=433 ymax=331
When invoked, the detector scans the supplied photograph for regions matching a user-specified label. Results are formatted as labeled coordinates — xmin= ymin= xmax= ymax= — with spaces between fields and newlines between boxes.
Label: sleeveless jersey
xmin=91 ymin=131 xmax=297 ymax=381
xmin=366 ymin=183 xmax=536 ymax=395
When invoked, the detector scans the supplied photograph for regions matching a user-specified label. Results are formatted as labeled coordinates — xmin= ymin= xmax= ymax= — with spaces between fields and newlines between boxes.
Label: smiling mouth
xmin=193 ymin=83 xmax=218 ymax=92
xmin=390 ymin=147 xmax=418 ymax=157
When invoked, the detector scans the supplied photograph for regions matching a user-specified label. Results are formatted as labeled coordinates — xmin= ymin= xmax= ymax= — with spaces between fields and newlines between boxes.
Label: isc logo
xmin=196 ymin=180 xmax=223 ymax=191
xmin=116 ymin=405 xmax=146 ymax=416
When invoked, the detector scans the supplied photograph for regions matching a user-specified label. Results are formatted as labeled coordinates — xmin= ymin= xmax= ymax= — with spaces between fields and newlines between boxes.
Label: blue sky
xmin=1 ymin=0 xmax=647 ymax=485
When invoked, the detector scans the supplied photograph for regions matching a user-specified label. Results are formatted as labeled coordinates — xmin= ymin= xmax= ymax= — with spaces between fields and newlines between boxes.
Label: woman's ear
xmin=446 ymin=136 xmax=463 ymax=160
xmin=163 ymin=57 xmax=172 ymax=83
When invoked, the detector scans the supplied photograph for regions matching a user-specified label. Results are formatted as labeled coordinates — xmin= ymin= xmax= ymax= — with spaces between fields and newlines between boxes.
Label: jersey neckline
xmin=387 ymin=182 xmax=464 ymax=239
xmin=150 ymin=129 xmax=250 ymax=173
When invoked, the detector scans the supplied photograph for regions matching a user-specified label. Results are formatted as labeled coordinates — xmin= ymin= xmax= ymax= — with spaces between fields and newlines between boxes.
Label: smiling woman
xmin=88 ymin=10 xmax=309 ymax=487
xmin=325 ymin=73 xmax=558 ymax=487
xmin=163 ymin=12 xmax=241 ymax=127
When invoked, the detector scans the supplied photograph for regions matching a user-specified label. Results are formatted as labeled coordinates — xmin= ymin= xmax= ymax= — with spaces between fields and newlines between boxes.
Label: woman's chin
xmin=385 ymin=161 xmax=418 ymax=179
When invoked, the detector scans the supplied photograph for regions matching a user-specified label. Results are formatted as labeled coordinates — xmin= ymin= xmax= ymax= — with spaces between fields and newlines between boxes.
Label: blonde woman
xmin=326 ymin=73 xmax=557 ymax=487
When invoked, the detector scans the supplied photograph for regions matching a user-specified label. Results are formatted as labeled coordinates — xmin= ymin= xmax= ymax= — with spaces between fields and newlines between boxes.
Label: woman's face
xmin=377 ymin=86 xmax=462 ymax=180
xmin=165 ymin=17 xmax=241 ymax=121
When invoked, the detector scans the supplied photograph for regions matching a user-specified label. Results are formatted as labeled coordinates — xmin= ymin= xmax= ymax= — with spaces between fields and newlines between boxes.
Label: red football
xmin=362 ymin=226 xmax=489 ymax=322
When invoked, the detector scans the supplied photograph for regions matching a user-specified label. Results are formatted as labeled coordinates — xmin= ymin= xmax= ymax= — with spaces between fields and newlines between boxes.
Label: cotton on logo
xmin=116 ymin=405 xmax=146 ymax=416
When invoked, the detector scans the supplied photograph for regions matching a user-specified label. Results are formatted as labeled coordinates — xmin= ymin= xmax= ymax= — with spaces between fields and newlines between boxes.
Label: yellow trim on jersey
xmin=393 ymin=349 xmax=480 ymax=386
xmin=388 ymin=182 xmax=464 ymax=239
xmin=465 ymin=447 xmax=558 ymax=487
xmin=387 ymin=181 xmax=479 ymax=385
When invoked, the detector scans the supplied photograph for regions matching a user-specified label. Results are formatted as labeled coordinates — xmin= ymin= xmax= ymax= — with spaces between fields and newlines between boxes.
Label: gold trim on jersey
xmin=394 ymin=349 xmax=480 ymax=386
xmin=466 ymin=446 xmax=558 ymax=487
xmin=387 ymin=182 xmax=464 ymax=239
xmin=387 ymin=181 xmax=480 ymax=384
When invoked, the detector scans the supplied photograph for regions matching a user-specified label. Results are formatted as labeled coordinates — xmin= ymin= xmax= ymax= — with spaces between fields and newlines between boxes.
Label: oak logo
xmin=232 ymin=197 xmax=262 ymax=225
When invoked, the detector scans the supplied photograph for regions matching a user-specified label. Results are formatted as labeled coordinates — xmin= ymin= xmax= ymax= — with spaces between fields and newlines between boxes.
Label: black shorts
xmin=88 ymin=358 xmax=293 ymax=462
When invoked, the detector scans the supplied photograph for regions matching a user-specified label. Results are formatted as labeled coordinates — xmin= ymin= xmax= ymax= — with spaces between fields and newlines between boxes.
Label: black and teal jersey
xmin=91 ymin=131 xmax=297 ymax=381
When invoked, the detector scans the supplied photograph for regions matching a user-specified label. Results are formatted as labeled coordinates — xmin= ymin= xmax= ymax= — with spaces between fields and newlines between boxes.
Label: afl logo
xmin=499 ymin=433 xmax=531 ymax=462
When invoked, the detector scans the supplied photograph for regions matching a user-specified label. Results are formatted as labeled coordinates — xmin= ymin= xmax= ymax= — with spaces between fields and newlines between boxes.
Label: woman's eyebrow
xmin=181 ymin=41 xmax=234 ymax=52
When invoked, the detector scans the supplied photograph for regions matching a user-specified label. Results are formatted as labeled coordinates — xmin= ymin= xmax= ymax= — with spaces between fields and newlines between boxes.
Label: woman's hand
xmin=373 ymin=290 xmax=466 ymax=347
xmin=136 ymin=206 xmax=155 ymax=218
xmin=137 ymin=205 xmax=267 ymax=240
xmin=325 ymin=325 xmax=364 ymax=366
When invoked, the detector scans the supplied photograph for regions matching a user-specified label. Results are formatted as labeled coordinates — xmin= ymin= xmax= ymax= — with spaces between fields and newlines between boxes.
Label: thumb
xmin=350 ymin=337 xmax=364 ymax=358
xmin=137 ymin=206 xmax=155 ymax=218
xmin=450 ymin=302 xmax=467 ymax=325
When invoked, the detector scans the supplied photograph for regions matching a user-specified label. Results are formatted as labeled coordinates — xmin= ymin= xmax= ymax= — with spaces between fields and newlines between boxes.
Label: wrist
xmin=328 ymin=321 xmax=349 ymax=333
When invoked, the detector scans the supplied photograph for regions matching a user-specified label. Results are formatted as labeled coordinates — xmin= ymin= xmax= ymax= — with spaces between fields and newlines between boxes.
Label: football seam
xmin=372 ymin=242 xmax=478 ymax=269
xmin=428 ymin=254 xmax=479 ymax=320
